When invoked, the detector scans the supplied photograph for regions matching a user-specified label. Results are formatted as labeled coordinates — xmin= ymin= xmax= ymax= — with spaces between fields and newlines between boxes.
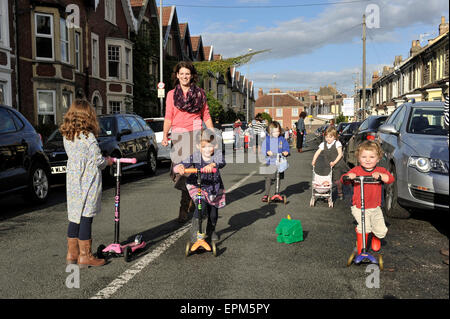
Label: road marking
xmin=90 ymin=169 xmax=257 ymax=299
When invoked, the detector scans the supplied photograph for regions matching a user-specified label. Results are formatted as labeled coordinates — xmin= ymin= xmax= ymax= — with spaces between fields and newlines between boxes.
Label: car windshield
xmin=47 ymin=129 xmax=62 ymax=141
xmin=373 ymin=117 xmax=387 ymax=129
xmin=99 ymin=117 xmax=116 ymax=136
xmin=407 ymin=107 xmax=447 ymax=135
xmin=147 ymin=121 xmax=164 ymax=132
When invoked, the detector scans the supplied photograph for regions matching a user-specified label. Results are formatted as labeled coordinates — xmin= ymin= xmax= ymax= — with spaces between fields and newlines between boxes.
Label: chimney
xmin=439 ymin=16 xmax=449 ymax=35
xmin=410 ymin=40 xmax=421 ymax=56
xmin=258 ymin=88 xmax=264 ymax=98
xmin=372 ymin=71 xmax=380 ymax=83
xmin=394 ymin=55 xmax=402 ymax=66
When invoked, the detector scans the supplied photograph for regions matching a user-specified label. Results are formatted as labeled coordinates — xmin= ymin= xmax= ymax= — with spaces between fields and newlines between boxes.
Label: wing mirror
xmin=117 ymin=129 xmax=132 ymax=140
xmin=378 ymin=124 xmax=399 ymax=136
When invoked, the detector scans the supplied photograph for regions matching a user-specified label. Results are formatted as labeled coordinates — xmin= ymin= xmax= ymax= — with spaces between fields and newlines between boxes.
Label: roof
xmin=255 ymin=93 xmax=305 ymax=108
xmin=203 ymin=46 xmax=213 ymax=61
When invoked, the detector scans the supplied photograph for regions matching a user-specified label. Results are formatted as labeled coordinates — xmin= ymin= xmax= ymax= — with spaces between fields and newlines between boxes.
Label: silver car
xmin=378 ymin=101 xmax=448 ymax=219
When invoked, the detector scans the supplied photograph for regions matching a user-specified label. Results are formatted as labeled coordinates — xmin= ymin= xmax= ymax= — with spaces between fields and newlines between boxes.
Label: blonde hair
xmin=59 ymin=99 xmax=100 ymax=141
xmin=356 ymin=140 xmax=383 ymax=160
xmin=325 ymin=126 xmax=337 ymax=138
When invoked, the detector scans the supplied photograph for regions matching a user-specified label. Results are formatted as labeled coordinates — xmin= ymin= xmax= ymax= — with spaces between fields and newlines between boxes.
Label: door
xmin=125 ymin=116 xmax=146 ymax=162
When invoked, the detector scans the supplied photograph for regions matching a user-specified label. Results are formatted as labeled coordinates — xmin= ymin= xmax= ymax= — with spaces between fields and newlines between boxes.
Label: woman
xmin=296 ymin=111 xmax=307 ymax=152
xmin=161 ymin=61 xmax=214 ymax=222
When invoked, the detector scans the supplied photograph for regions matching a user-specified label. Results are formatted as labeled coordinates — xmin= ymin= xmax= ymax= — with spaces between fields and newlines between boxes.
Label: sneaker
xmin=261 ymin=195 xmax=269 ymax=202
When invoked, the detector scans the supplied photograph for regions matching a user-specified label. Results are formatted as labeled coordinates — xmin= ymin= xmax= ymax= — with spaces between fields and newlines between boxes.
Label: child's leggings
xmin=193 ymin=199 xmax=218 ymax=225
xmin=264 ymin=172 xmax=281 ymax=195
xmin=67 ymin=217 xmax=93 ymax=240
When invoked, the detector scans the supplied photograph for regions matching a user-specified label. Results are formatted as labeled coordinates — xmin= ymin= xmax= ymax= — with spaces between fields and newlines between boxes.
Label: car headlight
xmin=408 ymin=156 xmax=448 ymax=174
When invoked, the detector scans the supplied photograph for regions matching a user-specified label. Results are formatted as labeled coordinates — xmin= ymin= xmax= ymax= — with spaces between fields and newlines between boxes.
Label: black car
xmin=338 ymin=121 xmax=361 ymax=147
xmin=336 ymin=122 xmax=351 ymax=136
xmin=44 ymin=113 xmax=158 ymax=183
xmin=0 ymin=105 xmax=52 ymax=203
xmin=344 ymin=115 xmax=387 ymax=167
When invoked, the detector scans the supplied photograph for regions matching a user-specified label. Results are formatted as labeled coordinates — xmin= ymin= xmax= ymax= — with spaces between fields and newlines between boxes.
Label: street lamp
xmin=272 ymin=74 xmax=276 ymax=108
xmin=246 ymin=48 xmax=252 ymax=123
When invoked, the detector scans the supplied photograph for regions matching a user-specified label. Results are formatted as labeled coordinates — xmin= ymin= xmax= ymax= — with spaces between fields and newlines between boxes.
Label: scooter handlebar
xmin=112 ymin=157 xmax=137 ymax=164
xmin=184 ymin=167 xmax=217 ymax=174
xmin=342 ymin=175 xmax=380 ymax=183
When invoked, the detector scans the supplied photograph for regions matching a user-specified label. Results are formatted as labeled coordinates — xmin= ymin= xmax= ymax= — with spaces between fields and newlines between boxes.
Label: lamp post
xmin=159 ymin=0 xmax=164 ymax=116
xmin=272 ymin=74 xmax=276 ymax=108
xmin=246 ymin=48 xmax=252 ymax=123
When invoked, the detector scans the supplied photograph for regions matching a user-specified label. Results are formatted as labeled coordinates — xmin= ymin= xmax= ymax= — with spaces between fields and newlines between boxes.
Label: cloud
xmin=202 ymin=0 xmax=449 ymax=61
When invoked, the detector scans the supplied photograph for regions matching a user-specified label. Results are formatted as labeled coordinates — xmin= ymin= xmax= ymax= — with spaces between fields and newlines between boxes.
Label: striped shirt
xmin=253 ymin=121 xmax=265 ymax=137
xmin=444 ymin=95 xmax=449 ymax=130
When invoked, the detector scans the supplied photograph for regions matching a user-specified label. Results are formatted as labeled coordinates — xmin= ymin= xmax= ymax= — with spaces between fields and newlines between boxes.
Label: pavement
xmin=0 ymin=136 xmax=448 ymax=300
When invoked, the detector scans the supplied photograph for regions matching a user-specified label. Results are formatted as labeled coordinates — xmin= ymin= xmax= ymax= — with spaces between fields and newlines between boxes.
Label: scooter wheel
xmin=97 ymin=244 xmax=106 ymax=259
xmin=310 ymin=198 xmax=315 ymax=207
xmin=185 ymin=241 xmax=191 ymax=257
xmin=378 ymin=254 xmax=384 ymax=271
xmin=347 ymin=251 xmax=356 ymax=267
xmin=212 ymin=241 xmax=217 ymax=257
xmin=124 ymin=246 xmax=132 ymax=262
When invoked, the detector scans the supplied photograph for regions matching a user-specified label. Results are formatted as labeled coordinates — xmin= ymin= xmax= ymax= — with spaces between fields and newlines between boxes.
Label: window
xmin=408 ymin=107 xmax=445 ymax=135
xmin=0 ymin=82 xmax=5 ymax=105
xmin=136 ymin=117 xmax=151 ymax=131
xmin=0 ymin=108 xmax=17 ymax=134
xmin=109 ymin=101 xmax=121 ymax=114
xmin=117 ymin=116 xmax=130 ymax=132
xmin=75 ymin=32 xmax=81 ymax=71
xmin=35 ymin=13 xmax=54 ymax=60
xmin=264 ymin=109 xmax=269 ymax=113
xmin=292 ymin=108 xmax=298 ymax=116
xmin=276 ymin=108 xmax=282 ymax=117
xmin=125 ymin=48 xmax=131 ymax=80
xmin=232 ymin=93 xmax=236 ymax=106
xmin=218 ymin=85 xmax=224 ymax=101
xmin=62 ymin=91 xmax=72 ymax=113
xmin=105 ymin=0 xmax=116 ymax=24
xmin=37 ymin=90 xmax=55 ymax=125
xmin=60 ymin=18 xmax=69 ymax=63
xmin=108 ymin=45 xmax=120 ymax=78
xmin=126 ymin=116 xmax=143 ymax=133
xmin=91 ymin=33 xmax=99 ymax=77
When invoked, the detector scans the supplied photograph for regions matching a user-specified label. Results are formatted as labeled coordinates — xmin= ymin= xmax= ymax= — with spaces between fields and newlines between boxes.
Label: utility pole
xmin=159 ymin=0 xmax=164 ymax=116
xmin=334 ymin=81 xmax=337 ymax=119
xmin=246 ymin=48 xmax=252 ymax=123
xmin=362 ymin=14 xmax=366 ymax=121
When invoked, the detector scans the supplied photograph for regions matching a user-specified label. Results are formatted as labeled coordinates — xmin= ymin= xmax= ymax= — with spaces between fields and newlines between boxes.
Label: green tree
xmin=260 ymin=112 xmax=272 ymax=123
xmin=206 ymin=91 xmax=225 ymax=123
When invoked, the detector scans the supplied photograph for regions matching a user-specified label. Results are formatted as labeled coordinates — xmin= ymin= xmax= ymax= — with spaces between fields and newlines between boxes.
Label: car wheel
xmin=28 ymin=162 xmax=50 ymax=203
xmin=384 ymin=165 xmax=410 ymax=219
xmin=144 ymin=149 xmax=157 ymax=175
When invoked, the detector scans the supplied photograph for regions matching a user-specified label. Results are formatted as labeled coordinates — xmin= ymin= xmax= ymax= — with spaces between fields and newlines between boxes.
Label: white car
xmin=221 ymin=123 xmax=235 ymax=147
xmin=145 ymin=117 xmax=171 ymax=161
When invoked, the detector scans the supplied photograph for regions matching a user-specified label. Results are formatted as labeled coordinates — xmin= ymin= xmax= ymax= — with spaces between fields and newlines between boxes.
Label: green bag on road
xmin=276 ymin=216 xmax=304 ymax=244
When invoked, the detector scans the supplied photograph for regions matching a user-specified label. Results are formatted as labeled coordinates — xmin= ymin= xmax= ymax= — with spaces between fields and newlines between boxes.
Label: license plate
xmin=51 ymin=166 xmax=67 ymax=174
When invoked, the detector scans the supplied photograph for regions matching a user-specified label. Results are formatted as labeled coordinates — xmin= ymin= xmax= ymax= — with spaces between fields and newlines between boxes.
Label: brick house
xmin=157 ymin=6 xmax=182 ymax=61
xmin=14 ymin=0 xmax=137 ymax=127
xmin=190 ymin=35 xmax=205 ymax=61
xmin=0 ymin=0 xmax=15 ymax=107
xmin=255 ymin=91 xmax=304 ymax=129
xmin=179 ymin=22 xmax=194 ymax=61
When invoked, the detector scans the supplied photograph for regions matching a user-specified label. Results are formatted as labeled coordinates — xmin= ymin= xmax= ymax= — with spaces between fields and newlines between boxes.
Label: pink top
xmin=165 ymin=89 xmax=211 ymax=133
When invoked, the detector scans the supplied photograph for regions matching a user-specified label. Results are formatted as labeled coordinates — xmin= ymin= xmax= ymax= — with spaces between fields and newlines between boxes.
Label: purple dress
xmin=181 ymin=150 xmax=226 ymax=208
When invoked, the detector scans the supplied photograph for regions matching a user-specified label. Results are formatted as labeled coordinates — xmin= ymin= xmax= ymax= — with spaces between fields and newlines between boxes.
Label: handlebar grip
xmin=112 ymin=157 xmax=137 ymax=164
xmin=342 ymin=175 xmax=380 ymax=183
xmin=184 ymin=167 xmax=217 ymax=174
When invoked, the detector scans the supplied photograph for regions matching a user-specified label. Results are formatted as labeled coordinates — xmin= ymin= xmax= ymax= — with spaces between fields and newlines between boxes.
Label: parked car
xmin=343 ymin=115 xmax=387 ymax=167
xmin=314 ymin=124 xmax=329 ymax=138
xmin=338 ymin=121 xmax=361 ymax=147
xmin=336 ymin=122 xmax=351 ymax=136
xmin=0 ymin=105 xmax=52 ymax=203
xmin=44 ymin=113 xmax=158 ymax=183
xmin=220 ymin=123 xmax=235 ymax=148
xmin=144 ymin=117 xmax=171 ymax=162
xmin=377 ymin=101 xmax=448 ymax=218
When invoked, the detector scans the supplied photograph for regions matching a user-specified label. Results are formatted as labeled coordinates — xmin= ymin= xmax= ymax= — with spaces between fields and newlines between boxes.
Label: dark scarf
xmin=173 ymin=84 xmax=206 ymax=114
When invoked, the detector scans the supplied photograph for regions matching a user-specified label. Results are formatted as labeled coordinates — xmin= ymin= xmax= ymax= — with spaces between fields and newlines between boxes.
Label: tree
xmin=206 ymin=91 xmax=225 ymax=123
xmin=260 ymin=112 xmax=272 ymax=123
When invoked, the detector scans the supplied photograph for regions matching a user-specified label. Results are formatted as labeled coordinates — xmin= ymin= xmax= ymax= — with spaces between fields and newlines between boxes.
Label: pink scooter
xmin=97 ymin=157 xmax=146 ymax=262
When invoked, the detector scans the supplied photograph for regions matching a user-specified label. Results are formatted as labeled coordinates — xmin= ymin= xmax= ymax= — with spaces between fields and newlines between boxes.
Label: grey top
xmin=64 ymin=132 xmax=108 ymax=224
xmin=296 ymin=118 xmax=305 ymax=132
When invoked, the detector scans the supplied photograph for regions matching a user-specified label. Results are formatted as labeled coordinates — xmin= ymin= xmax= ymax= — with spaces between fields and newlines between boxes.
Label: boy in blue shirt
xmin=261 ymin=121 xmax=290 ymax=202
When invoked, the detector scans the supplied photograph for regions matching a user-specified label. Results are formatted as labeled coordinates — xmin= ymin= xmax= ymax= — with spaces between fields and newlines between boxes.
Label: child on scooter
xmin=340 ymin=141 xmax=394 ymax=254
xmin=260 ymin=121 xmax=290 ymax=202
xmin=174 ymin=129 xmax=226 ymax=242
xmin=60 ymin=99 xmax=113 ymax=267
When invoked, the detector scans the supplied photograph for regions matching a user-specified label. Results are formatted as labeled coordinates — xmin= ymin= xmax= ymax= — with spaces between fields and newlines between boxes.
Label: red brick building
xmin=255 ymin=90 xmax=304 ymax=130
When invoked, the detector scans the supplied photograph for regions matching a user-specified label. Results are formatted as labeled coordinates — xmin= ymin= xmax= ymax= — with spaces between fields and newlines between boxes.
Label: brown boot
xmin=77 ymin=239 xmax=105 ymax=268
xmin=66 ymin=237 xmax=79 ymax=264
xmin=178 ymin=206 xmax=188 ymax=223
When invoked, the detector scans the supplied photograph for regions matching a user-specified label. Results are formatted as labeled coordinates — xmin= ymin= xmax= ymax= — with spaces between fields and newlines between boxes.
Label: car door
xmin=116 ymin=115 xmax=135 ymax=159
xmin=0 ymin=108 xmax=27 ymax=192
xmin=347 ymin=118 xmax=369 ymax=165
xmin=125 ymin=115 xmax=147 ymax=162
xmin=379 ymin=106 xmax=407 ymax=167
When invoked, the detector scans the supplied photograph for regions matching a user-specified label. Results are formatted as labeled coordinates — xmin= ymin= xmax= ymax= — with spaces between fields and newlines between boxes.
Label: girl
xmin=311 ymin=126 xmax=348 ymax=200
xmin=261 ymin=121 xmax=290 ymax=202
xmin=174 ymin=129 xmax=226 ymax=242
xmin=60 ymin=99 xmax=113 ymax=267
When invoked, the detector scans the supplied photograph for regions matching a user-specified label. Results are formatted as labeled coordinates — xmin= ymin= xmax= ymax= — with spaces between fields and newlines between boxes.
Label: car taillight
xmin=366 ymin=133 xmax=375 ymax=141
xmin=38 ymin=134 xmax=43 ymax=144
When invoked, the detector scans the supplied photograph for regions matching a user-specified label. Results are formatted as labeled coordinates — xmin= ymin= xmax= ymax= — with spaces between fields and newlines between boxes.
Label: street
xmin=0 ymin=136 xmax=448 ymax=300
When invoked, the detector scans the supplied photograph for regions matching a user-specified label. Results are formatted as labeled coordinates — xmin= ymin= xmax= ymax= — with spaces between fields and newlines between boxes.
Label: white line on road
xmin=90 ymin=169 xmax=257 ymax=299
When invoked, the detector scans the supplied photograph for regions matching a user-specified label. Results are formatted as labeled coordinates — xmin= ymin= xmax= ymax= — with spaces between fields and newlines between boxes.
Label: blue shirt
xmin=261 ymin=136 xmax=290 ymax=165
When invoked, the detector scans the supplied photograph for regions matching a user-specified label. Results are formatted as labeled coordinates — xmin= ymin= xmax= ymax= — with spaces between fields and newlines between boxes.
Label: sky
xmin=167 ymin=0 xmax=449 ymax=96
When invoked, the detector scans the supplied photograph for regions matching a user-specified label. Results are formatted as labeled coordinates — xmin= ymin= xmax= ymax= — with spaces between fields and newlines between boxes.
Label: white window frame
xmin=60 ymin=18 xmax=70 ymax=63
xmin=109 ymin=100 xmax=122 ymax=114
xmin=276 ymin=108 xmax=283 ymax=117
xmin=264 ymin=108 xmax=269 ymax=113
xmin=91 ymin=33 xmax=99 ymax=77
xmin=125 ymin=47 xmax=131 ymax=81
xmin=108 ymin=44 xmax=121 ymax=79
xmin=37 ymin=90 xmax=56 ymax=124
xmin=62 ymin=91 xmax=72 ymax=110
xmin=35 ymin=13 xmax=54 ymax=61
xmin=292 ymin=108 xmax=298 ymax=116
xmin=105 ymin=0 xmax=116 ymax=25
xmin=75 ymin=31 xmax=81 ymax=72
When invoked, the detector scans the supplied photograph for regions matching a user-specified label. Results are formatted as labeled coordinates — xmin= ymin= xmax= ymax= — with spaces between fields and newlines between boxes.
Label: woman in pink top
xmin=162 ymin=61 xmax=214 ymax=222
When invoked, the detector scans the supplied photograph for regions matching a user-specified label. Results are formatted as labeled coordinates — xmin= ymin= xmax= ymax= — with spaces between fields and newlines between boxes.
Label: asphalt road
xmin=0 ymin=136 xmax=448 ymax=300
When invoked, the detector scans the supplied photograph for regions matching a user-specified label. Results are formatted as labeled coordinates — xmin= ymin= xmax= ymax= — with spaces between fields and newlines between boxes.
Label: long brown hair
xmin=60 ymin=99 xmax=100 ymax=141
xmin=171 ymin=61 xmax=199 ymax=87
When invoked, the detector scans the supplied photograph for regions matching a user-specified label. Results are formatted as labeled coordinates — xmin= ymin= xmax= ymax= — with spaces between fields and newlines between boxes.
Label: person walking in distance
xmin=296 ymin=112 xmax=307 ymax=152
